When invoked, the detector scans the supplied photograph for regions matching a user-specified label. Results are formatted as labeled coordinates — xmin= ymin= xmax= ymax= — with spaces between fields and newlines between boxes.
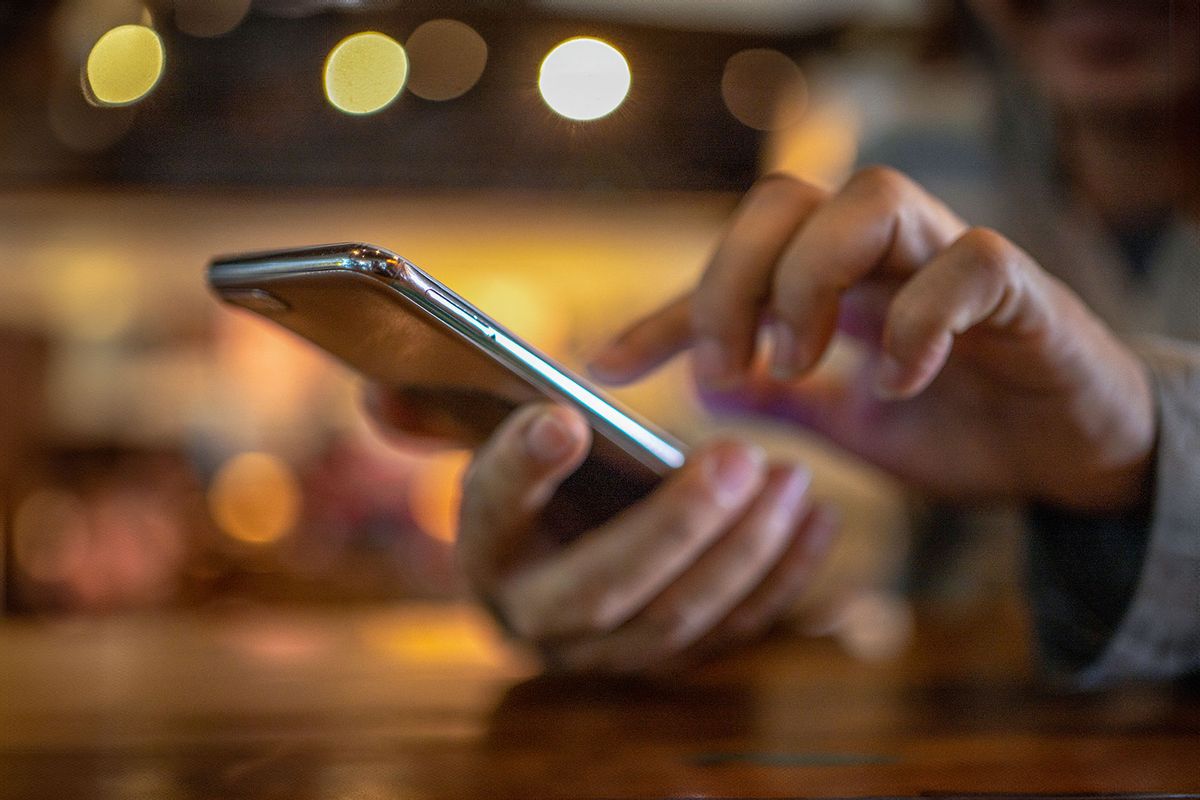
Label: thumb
xmin=457 ymin=403 xmax=592 ymax=590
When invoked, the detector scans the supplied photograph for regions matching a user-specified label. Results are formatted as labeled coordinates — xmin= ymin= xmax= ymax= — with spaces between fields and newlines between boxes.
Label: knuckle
xmin=735 ymin=523 xmax=787 ymax=567
xmin=655 ymin=487 xmax=714 ymax=540
xmin=889 ymin=298 xmax=943 ymax=344
xmin=689 ymin=300 xmax=743 ymax=341
xmin=577 ymin=590 xmax=628 ymax=634
xmin=958 ymin=226 xmax=1017 ymax=279
xmin=641 ymin=605 xmax=674 ymax=640
xmin=768 ymin=275 xmax=807 ymax=318
xmin=769 ymin=267 xmax=820 ymax=324
xmin=769 ymin=257 xmax=831 ymax=323
xmin=646 ymin=604 xmax=695 ymax=651
xmin=751 ymin=171 xmax=815 ymax=207
xmin=659 ymin=508 xmax=707 ymax=550
xmin=648 ymin=456 xmax=755 ymax=544
xmin=846 ymin=165 xmax=913 ymax=205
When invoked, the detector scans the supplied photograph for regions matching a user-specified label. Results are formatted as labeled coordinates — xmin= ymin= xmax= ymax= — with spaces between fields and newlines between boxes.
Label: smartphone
xmin=208 ymin=243 xmax=686 ymax=536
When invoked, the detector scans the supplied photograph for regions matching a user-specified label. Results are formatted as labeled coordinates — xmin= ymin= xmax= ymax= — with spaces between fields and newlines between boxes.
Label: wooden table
xmin=1 ymin=601 xmax=1197 ymax=799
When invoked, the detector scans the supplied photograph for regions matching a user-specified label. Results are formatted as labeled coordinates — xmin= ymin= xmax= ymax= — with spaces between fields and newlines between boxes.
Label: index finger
xmin=589 ymin=175 xmax=826 ymax=386
xmin=689 ymin=175 xmax=826 ymax=386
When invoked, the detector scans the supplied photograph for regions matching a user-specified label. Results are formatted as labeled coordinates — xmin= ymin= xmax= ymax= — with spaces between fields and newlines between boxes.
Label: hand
xmin=368 ymin=393 xmax=838 ymax=674
xmin=590 ymin=168 xmax=1156 ymax=512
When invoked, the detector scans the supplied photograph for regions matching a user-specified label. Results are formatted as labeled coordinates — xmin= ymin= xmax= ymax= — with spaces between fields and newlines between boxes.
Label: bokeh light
xmin=12 ymin=490 xmax=90 ymax=583
xmin=721 ymin=48 xmax=807 ymax=131
xmin=84 ymin=24 xmax=165 ymax=107
xmin=43 ymin=254 xmax=140 ymax=341
xmin=763 ymin=100 xmax=860 ymax=187
xmin=359 ymin=610 xmax=508 ymax=668
xmin=220 ymin=618 xmax=333 ymax=663
xmin=405 ymin=19 xmax=488 ymax=101
xmin=538 ymin=37 xmax=630 ymax=121
xmin=208 ymin=452 xmax=301 ymax=545
xmin=408 ymin=449 xmax=471 ymax=543
xmin=323 ymin=31 xmax=408 ymax=115
xmin=833 ymin=591 xmax=914 ymax=663
xmin=174 ymin=0 xmax=251 ymax=38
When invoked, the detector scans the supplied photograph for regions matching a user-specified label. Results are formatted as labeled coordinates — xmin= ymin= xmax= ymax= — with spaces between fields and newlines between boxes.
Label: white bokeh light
xmin=538 ymin=37 xmax=630 ymax=121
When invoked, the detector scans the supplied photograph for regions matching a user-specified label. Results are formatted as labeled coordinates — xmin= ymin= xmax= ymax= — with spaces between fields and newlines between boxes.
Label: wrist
xmin=1041 ymin=348 xmax=1158 ymax=514
xmin=1102 ymin=352 xmax=1158 ymax=512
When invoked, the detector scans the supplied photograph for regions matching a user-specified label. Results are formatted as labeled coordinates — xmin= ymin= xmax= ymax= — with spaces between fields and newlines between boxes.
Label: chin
xmin=972 ymin=0 xmax=1199 ymax=118
xmin=1040 ymin=60 xmax=1191 ymax=120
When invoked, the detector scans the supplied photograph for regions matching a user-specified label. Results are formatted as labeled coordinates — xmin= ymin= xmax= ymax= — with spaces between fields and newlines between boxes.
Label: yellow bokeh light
xmin=763 ymin=101 xmax=861 ymax=188
xmin=359 ymin=611 xmax=508 ymax=667
xmin=538 ymin=37 xmax=630 ymax=121
xmin=84 ymin=24 xmax=164 ymax=107
xmin=323 ymin=31 xmax=408 ymax=115
xmin=405 ymin=19 xmax=488 ymax=101
xmin=408 ymin=450 xmax=471 ymax=543
xmin=208 ymin=452 xmax=301 ymax=544
xmin=43 ymin=253 xmax=140 ymax=341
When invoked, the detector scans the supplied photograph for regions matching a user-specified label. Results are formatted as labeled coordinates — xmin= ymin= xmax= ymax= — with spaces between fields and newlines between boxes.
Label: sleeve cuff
xmin=1072 ymin=338 xmax=1200 ymax=687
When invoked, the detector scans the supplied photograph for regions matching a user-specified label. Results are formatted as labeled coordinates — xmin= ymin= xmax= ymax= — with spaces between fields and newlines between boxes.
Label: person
xmin=370 ymin=0 xmax=1200 ymax=685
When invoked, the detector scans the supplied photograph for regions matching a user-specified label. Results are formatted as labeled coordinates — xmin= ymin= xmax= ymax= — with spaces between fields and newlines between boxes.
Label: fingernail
xmin=777 ymin=465 xmax=813 ymax=508
xmin=762 ymin=465 xmax=813 ymax=529
xmin=770 ymin=321 xmax=798 ymax=380
xmin=703 ymin=444 xmax=766 ymax=509
xmin=525 ymin=412 xmax=575 ymax=463
xmin=874 ymin=354 xmax=905 ymax=400
xmin=693 ymin=338 xmax=731 ymax=387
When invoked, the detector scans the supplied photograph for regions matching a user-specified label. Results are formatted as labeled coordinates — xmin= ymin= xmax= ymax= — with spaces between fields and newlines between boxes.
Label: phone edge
xmin=208 ymin=244 xmax=688 ymax=475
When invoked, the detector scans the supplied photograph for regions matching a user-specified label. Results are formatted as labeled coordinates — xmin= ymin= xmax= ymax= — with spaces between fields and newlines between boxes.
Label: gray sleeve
xmin=1025 ymin=499 xmax=1151 ymax=684
xmin=1036 ymin=337 xmax=1200 ymax=688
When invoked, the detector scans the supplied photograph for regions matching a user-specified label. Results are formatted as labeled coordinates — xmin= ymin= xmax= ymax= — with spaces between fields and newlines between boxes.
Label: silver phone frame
xmin=209 ymin=243 xmax=687 ymax=476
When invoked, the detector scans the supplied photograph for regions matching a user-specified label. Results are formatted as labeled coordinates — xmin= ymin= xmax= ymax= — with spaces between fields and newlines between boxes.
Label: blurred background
xmin=0 ymin=0 xmax=1009 ymax=634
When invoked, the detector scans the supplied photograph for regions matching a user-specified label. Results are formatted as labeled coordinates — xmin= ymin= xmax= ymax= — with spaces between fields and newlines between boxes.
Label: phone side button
xmin=220 ymin=288 xmax=290 ymax=313
xmin=424 ymin=289 xmax=495 ymax=338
